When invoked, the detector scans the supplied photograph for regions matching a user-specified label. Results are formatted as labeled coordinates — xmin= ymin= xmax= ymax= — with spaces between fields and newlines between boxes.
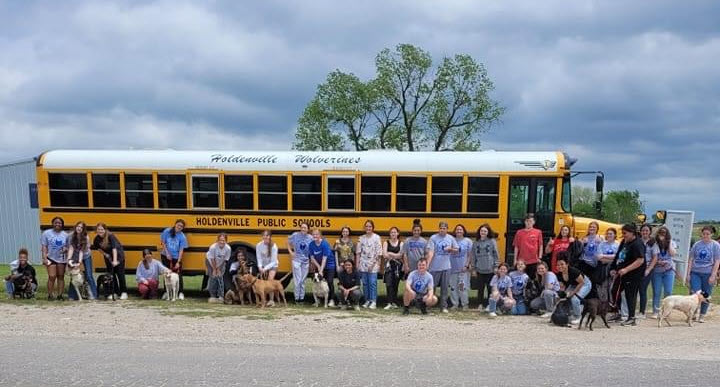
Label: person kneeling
xmin=337 ymin=259 xmax=363 ymax=310
xmin=403 ymin=258 xmax=438 ymax=315
xmin=4 ymin=248 xmax=38 ymax=299
xmin=488 ymin=263 xmax=515 ymax=317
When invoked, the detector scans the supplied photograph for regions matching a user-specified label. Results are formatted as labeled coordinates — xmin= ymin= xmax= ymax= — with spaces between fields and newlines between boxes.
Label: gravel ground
xmin=1 ymin=301 xmax=717 ymax=361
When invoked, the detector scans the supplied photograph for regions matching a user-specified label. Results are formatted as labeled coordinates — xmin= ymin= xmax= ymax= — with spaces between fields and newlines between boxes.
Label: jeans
xmin=449 ymin=271 xmax=470 ymax=308
xmin=292 ymin=260 xmax=309 ymax=301
xmin=690 ymin=271 xmax=714 ymax=315
xmin=431 ymin=270 xmax=450 ymax=309
xmin=568 ymin=276 xmax=592 ymax=318
xmin=652 ymin=270 xmax=675 ymax=313
xmin=511 ymin=298 xmax=527 ymax=315
xmin=104 ymin=258 xmax=127 ymax=294
xmin=475 ymin=272 xmax=494 ymax=307
xmin=69 ymin=253 xmax=98 ymax=300
xmin=530 ymin=289 xmax=558 ymax=312
xmin=208 ymin=276 xmax=224 ymax=298
xmin=360 ymin=272 xmax=378 ymax=302
xmin=488 ymin=296 xmax=511 ymax=313
xmin=638 ymin=274 xmax=652 ymax=314
xmin=4 ymin=280 xmax=13 ymax=296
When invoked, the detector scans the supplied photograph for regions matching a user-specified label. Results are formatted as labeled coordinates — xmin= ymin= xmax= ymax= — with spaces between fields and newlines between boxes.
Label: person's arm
xmin=619 ymin=258 xmax=644 ymax=277
xmin=41 ymin=234 xmax=49 ymax=265
xmin=545 ymin=238 xmax=554 ymax=255
xmin=136 ymin=263 xmax=147 ymax=284
xmin=645 ymin=246 xmax=658 ymax=276
xmin=382 ymin=240 xmax=389 ymax=271
xmin=374 ymin=236 xmax=383 ymax=271
xmin=355 ymin=240 xmax=361 ymax=269
xmin=566 ymin=274 xmax=584 ymax=299
xmin=176 ymin=235 xmax=187 ymax=269
xmin=160 ymin=230 xmax=169 ymax=257
xmin=402 ymin=244 xmax=411 ymax=274
xmin=67 ymin=244 xmax=76 ymax=266
xmin=710 ymin=244 xmax=720 ymax=284
xmin=491 ymin=240 xmax=500 ymax=271
xmin=446 ymin=238 xmax=459 ymax=254
xmin=269 ymin=244 xmax=279 ymax=270
xmin=537 ymin=231 xmax=544 ymax=261
xmin=512 ymin=232 xmax=520 ymax=261
xmin=426 ymin=240 xmax=435 ymax=269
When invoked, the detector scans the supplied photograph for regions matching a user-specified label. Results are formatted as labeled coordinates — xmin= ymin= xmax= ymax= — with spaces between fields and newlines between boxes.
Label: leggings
xmin=476 ymin=272 xmax=494 ymax=307
xmin=385 ymin=270 xmax=401 ymax=305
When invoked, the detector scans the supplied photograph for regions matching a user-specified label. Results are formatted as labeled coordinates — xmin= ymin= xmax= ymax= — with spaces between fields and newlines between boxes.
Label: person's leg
xmin=207 ymin=276 xmax=217 ymax=298
xmin=638 ymin=274 xmax=651 ymax=315
xmin=403 ymin=289 xmax=415 ymax=307
xmin=662 ymin=270 xmax=674 ymax=301
xmin=46 ymin=264 xmax=57 ymax=298
xmin=138 ymin=282 xmax=149 ymax=299
xmin=530 ymin=296 xmax=543 ymax=312
xmin=324 ymin=268 xmax=336 ymax=304
xmin=652 ymin=271 xmax=663 ymax=314
xmin=292 ymin=260 xmax=303 ymax=301
xmin=350 ymin=289 xmax=363 ymax=307
xmin=449 ymin=272 xmax=460 ymax=308
xmin=148 ymin=279 xmax=159 ymax=298
xmin=116 ymin=261 xmax=127 ymax=294
xmin=460 ymin=272 xmax=470 ymax=308
xmin=55 ymin=264 xmax=66 ymax=299
xmin=175 ymin=259 xmax=184 ymax=293
xmin=568 ymin=286 xmax=581 ymax=318
xmin=439 ymin=270 xmax=449 ymax=309
xmin=699 ymin=272 xmax=713 ymax=316
xmin=542 ymin=289 xmax=557 ymax=312
xmin=5 ymin=280 xmax=14 ymax=297
xmin=623 ymin=279 xmax=640 ymax=320
xmin=476 ymin=272 xmax=489 ymax=307
xmin=488 ymin=290 xmax=500 ymax=313
xmin=368 ymin=272 xmax=378 ymax=303
xmin=83 ymin=254 xmax=97 ymax=299
xmin=299 ymin=262 xmax=309 ymax=300
xmin=360 ymin=272 xmax=370 ymax=303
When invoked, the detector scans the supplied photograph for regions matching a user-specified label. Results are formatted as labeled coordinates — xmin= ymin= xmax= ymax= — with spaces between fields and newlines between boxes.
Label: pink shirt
xmin=513 ymin=228 xmax=543 ymax=265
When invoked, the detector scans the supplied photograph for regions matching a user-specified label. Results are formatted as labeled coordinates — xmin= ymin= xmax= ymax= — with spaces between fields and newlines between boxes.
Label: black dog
xmin=96 ymin=274 xmax=116 ymax=301
xmin=551 ymin=291 xmax=571 ymax=327
xmin=578 ymin=298 xmax=611 ymax=331
xmin=12 ymin=275 xmax=35 ymax=299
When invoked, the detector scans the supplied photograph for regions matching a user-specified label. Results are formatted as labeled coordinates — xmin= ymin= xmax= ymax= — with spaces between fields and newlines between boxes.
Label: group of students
xmin=4 ymin=216 xmax=720 ymax=325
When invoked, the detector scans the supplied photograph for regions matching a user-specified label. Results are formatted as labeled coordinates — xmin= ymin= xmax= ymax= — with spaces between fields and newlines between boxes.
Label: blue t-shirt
xmin=289 ymin=232 xmax=313 ymax=263
xmin=309 ymin=239 xmax=335 ymax=270
xmin=160 ymin=228 xmax=188 ymax=259
xmin=407 ymin=270 xmax=434 ymax=295
xmin=41 ymin=229 xmax=68 ymax=263
xmin=654 ymin=240 xmax=677 ymax=273
xmin=491 ymin=275 xmax=512 ymax=295
xmin=509 ymin=270 xmax=529 ymax=296
xmin=582 ymin=235 xmax=602 ymax=267
xmin=450 ymin=237 xmax=473 ymax=273
xmin=427 ymin=234 xmax=459 ymax=272
xmin=690 ymin=240 xmax=720 ymax=274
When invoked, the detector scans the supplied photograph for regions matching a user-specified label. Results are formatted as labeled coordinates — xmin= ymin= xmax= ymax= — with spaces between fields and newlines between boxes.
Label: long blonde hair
xmin=262 ymin=230 xmax=273 ymax=257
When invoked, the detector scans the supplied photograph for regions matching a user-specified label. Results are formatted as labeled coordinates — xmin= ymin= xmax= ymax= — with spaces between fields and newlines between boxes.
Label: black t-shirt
xmin=92 ymin=234 xmax=125 ymax=261
xmin=558 ymin=266 xmax=583 ymax=288
xmin=14 ymin=264 xmax=37 ymax=285
xmin=338 ymin=270 xmax=360 ymax=290
xmin=612 ymin=237 xmax=646 ymax=279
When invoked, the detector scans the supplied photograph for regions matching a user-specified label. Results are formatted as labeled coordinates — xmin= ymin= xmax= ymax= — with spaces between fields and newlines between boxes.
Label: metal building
xmin=0 ymin=158 xmax=40 ymax=264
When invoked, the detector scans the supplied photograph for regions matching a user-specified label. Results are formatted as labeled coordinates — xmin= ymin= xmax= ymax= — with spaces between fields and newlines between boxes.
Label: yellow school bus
xmin=35 ymin=149 xmax=613 ymax=275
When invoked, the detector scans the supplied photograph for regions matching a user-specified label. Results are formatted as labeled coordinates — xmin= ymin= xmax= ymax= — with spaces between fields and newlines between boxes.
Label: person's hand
xmin=618 ymin=268 xmax=626 ymax=277
xmin=569 ymin=237 xmax=575 ymax=243
xmin=43 ymin=259 xmax=50 ymax=266
xmin=142 ymin=279 xmax=149 ymax=285
xmin=174 ymin=263 xmax=180 ymax=270
xmin=112 ymin=260 xmax=119 ymax=267
xmin=710 ymin=274 xmax=717 ymax=285
xmin=610 ymin=270 xmax=617 ymax=277
xmin=343 ymin=289 xmax=349 ymax=297
xmin=644 ymin=269 xmax=651 ymax=277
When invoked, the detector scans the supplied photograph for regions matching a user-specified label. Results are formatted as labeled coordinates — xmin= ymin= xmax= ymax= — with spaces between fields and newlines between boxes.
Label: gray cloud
xmin=1 ymin=0 xmax=719 ymax=219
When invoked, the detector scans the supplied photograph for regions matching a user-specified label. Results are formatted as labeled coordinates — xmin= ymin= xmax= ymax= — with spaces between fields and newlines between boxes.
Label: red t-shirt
xmin=548 ymin=237 xmax=571 ymax=273
xmin=513 ymin=228 xmax=543 ymax=265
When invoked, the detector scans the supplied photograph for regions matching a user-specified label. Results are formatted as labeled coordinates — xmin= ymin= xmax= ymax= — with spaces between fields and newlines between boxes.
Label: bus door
xmin=506 ymin=177 xmax=556 ymax=265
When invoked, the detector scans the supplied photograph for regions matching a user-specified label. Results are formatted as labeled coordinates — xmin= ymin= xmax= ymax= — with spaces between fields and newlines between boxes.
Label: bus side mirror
xmin=655 ymin=210 xmax=666 ymax=221
xmin=595 ymin=174 xmax=604 ymax=193
xmin=636 ymin=213 xmax=647 ymax=224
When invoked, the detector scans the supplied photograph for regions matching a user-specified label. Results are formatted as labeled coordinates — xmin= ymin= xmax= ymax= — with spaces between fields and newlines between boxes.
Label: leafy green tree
xmin=571 ymin=186 xmax=597 ymax=218
xmin=294 ymin=44 xmax=503 ymax=151
xmin=602 ymin=190 xmax=645 ymax=224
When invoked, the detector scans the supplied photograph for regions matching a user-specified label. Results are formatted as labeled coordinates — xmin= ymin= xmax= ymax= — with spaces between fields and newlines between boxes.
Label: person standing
xmin=66 ymin=221 xmax=97 ymax=300
xmin=41 ymin=216 xmax=68 ymax=301
xmin=512 ymin=214 xmax=543 ymax=279
xmin=402 ymin=219 xmax=427 ymax=274
xmin=546 ymin=225 xmax=574 ymax=273
xmin=256 ymin=230 xmax=279 ymax=280
xmin=356 ymin=220 xmax=382 ymax=309
xmin=92 ymin=223 xmax=128 ymax=300
xmin=686 ymin=226 xmax=720 ymax=323
xmin=309 ymin=229 xmax=337 ymax=307
xmin=470 ymin=224 xmax=500 ymax=310
xmin=160 ymin=219 xmax=188 ymax=300
xmin=206 ymin=233 xmax=231 ymax=303
xmin=638 ymin=224 xmax=659 ymax=319
xmin=427 ymin=221 xmax=459 ymax=314
xmin=578 ymin=221 xmax=603 ymax=279
xmin=288 ymin=223 xmax=313 ymax=303
xmin=382 ymin=227 xmax=404 ymax=310
xmin=651 ymin=226 xmax=677 ymax=318
xmin=449 ymin=224 xmax=472 ymax=310
xmin=334 ymin=226 xmax=356 ymax=270
xmin=610 ymin=224 xmax=646 ymax=327
xmin=402 ymin=258 xmax=438 ymax=315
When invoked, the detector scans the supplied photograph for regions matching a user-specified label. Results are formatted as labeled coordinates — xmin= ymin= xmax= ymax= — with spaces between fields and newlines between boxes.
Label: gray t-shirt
xmin=407 ymin=270 xmax=434 ymax=295
xmin=427 ymin=234 xmax=458 ymax=272
xmin=41 ymin=229 xmax=68 ymax=263
xmin=402 ymin=236 xmax=427 ymax=271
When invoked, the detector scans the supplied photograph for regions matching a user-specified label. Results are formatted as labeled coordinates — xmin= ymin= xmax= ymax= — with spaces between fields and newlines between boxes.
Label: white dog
xmin=68 ymin=262 xmax=85 ymax=301
xmin=658 ymin=290 xmax=709 ymax=327
xmin=312 ymin=272 xmax=330 ymax=308
xmin=163 ymin=271 xmax=180 ymax=302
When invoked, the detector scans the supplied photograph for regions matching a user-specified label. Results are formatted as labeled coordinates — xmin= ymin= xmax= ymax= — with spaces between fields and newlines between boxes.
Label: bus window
xmin=467 ymin=177 xmax=499 ymax=213
xmin=192 ymin=175 xmax=219 ymax=209
xmin=327 ymin=176 xmax=355 ymax=211
xmin=125 ymin=174 xmax=153 ymax=208
xmin=561 ymin=176 xmax=571 ymax=212
xmin=361 ymin=176 xmax=391 ymax=212
xmin=92 ymin=173 xmax=121 ymax=208
xmin=224 ymin=175 xmax=253 ymax=210
xmin=158 ymin=174 xmax=187 ymax=209
xmin=49 ymin=173 xmax=88 ymax=207
xmin=292 ymin=175 xmax=321 ymax=211
xmin=431 ymin=176 xmax=462 ymax=212
xmin=396 ymin=176 xmax=427 ymax=212
xmin=258 ymin=175 xmax=287 ymax=211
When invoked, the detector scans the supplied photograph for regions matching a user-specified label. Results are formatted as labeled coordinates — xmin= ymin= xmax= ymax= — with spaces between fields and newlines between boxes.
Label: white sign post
xmin=664 ymin=210 xmax=695 ymax=283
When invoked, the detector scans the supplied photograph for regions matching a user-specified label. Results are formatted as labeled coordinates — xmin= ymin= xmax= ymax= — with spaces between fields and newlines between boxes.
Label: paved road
xmin=1 ymin=336 xmax=717 ymax=386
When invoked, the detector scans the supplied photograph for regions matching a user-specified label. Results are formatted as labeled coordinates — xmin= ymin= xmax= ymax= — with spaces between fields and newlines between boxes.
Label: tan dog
xmin=658 ymin=290 xmax=709 ymax=327
xmin=224 ymin=274 xmax=254 ymax=305
xmin=242 ymin=272 xmax=290 ymax=308
xmin=164 ymin=271 xmax=180 ymax=302
xmin=68 ymin=263 xmax=85 ymax=301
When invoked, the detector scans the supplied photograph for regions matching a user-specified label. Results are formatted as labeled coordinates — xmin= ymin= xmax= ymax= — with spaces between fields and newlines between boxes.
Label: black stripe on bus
xmin=41 ymin=207 xmax=500 ymax=219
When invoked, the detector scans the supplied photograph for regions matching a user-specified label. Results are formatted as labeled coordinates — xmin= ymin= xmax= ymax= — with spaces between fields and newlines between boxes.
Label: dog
xmin=578 ymin=298 xmax=611 ymax=331
xmin=658 ymin=290 xmax=709 ymax=328
xmin=224 ymin=274 xmax=255 ymax=305
xmin=12 ymin=275 xmax=35 ymax=299
xmin=164 ymin=271 xmax=180 ymax=302
xmin=551 ymin=292 xmax=571 ymax=327
xmin=68 ymin=263 xmax=86 ymax=301
xmin=311 ymin=272 xmax=330 ymax=308
xmin=96 ymin=274 xmax=116 ymax=301
xmin=242 ymin=273 xmax=290 ymax=308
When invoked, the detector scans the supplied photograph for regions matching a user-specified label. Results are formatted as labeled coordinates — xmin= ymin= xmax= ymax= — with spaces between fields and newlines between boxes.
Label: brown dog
xmin=578 ymin=298 xmax=611 ymax=331
xmin=224 ymin=274 xmax=254 ymax=305
xmin=242 ymin=272 xmax=291 ymax=308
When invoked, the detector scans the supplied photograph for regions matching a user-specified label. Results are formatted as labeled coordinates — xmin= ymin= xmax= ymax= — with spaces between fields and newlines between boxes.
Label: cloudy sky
xmin=1 ymin=1 xmax=718 ymax=219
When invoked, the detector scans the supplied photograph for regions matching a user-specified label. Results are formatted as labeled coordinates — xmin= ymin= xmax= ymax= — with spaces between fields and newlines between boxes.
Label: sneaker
xmin=489 ymin=312 xmax=497 ymax=318
xmin=162 ymin=292 xmax=169 ymax=300
xmin=208 ymin=297 xmax=214 ymax=303
xmin=449 ymin=305 xmax=458 ymax=311
xmin=698 ymin=315 xmax=706 ymax=323
xmin=120 ymin=292 xmax=128 ymax=300
xmin=56 ymin=295 xmax=65 ymax=301
xmin=266 ymin=300 xmax=275 ymax=307
xmin=354 ymin=305 xmax=360 ymax=311
xmin=362 ymin=301 xmax=370 ymax=308
xmin=340 ymin=304 xmax=347 ymax=310
xmin=384 ymin=304 xmax=393 ymax=310
xmin=650 ymin=313 xmax=659 ymax=320
xmin=484 ymin=306 xmax=491 ymax=313
xmin=462 ymin=306 xmax=469 ymax=311
xmin=328 ymin=299 xmax=335 ymax=308
xmin=391 ymin=303 xmax=399 ymax=309
xmin=369 ymin=301 xmax=377 ymax=309
xmin=621 ymin=318 xmax=637 ymax=327
xmin=178 ymin=292 xmax=185 ymax=300
xmin=608 ymin=314 xmax=622 ymax=323
xmin=636 ymin=313 xmax=646 ymax=320
xmin=541 ymin=312 xmax=552 ymax=318
xmin=442 ymin=308 xmax=449 ymax=314
xmin=107 ymin=295 xmax=114 ymax=300
xmin=403 ymin=307 xmax=410 ymax=315
xmin=570 ymin=318 xmax=580 ymax=325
